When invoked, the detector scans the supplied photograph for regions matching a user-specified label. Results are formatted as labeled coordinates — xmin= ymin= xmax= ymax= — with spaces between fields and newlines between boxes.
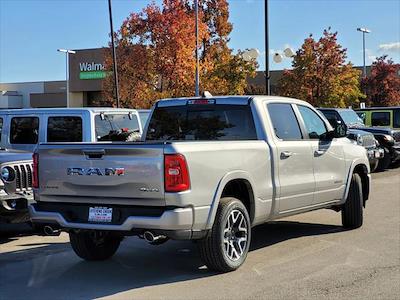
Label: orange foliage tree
xmin=362 ymin=55 xmax=400 ymax=106
xmin=100 ymin=0 xmax=257 ymax=108
xmin=278 ymin=29 xmax=364 ymax=108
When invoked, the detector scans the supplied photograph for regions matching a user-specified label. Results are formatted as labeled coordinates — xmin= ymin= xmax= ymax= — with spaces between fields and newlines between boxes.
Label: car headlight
xmin=1 ymin=167 xmax=15 ymax=182
xmin=357 ymin=135 xmax=363 ymax=145
xmin=382 ymin=135 xmax=394 ymax=143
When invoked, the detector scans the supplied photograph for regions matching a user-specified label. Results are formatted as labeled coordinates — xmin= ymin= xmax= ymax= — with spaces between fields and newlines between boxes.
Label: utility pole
xmin=57 ymin=49 xmax=76 ymax=107
xmin=265 ymin=0 xmax=270 ymax=95
xmin=108 ymin=0 xmax=120 ymax=107
xmin=195 ymin=0 xmax=200 ymax=97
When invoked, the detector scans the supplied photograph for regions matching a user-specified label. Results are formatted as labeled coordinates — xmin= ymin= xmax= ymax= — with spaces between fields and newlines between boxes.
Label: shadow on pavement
xmin=1 ymin=220 xmax=344 ymax=299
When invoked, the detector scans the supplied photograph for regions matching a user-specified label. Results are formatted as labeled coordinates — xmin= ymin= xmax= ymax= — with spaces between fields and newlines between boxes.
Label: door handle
xmin=83 ymin=149 xmax=105 ymax=159
xmin=314 ymin=150 xmax=326 ymax=156
xmin=280 ymin=151 xmax=293 ymax=159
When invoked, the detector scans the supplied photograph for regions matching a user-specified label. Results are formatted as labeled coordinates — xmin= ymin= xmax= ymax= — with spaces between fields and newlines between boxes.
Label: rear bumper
xmin=29 ymin=203 xmax=210 ymax=239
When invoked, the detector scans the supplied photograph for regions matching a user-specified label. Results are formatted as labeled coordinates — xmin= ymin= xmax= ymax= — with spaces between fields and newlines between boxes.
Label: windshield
xmin=338 ymin=110 xmax=363 ymax=126
xmin=95 ymin=114 xmax=139 ymax=141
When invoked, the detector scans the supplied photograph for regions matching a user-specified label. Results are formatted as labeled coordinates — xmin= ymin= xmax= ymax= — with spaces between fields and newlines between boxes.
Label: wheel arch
xmin=205 ymin=171 xmax=256 ymax=230
xmin=343 ymin=160 xmax=370 ymax=207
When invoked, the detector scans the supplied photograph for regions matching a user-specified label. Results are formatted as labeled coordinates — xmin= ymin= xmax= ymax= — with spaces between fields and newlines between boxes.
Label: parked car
xmin=30 ymin=95 xmax=370 ymax=272
xmin=355 ymin=107 xmax=400 ymax=129
xmin=318 ymin=108 xmax=384 ymax=172
xmin=323 ymin=108 xmax=400 ymax=170
xmin=0 ymin=108 xmax=151 ymax=152
xmin=0 ymin=149 xmax=33 ymax=224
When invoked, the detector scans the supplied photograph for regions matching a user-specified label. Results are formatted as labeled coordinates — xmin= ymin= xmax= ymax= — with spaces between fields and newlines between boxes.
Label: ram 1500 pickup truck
xmin=30 ymin=96 xmax=371 ymax=272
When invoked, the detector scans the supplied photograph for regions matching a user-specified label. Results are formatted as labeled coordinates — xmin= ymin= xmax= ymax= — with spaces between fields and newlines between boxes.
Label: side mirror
xmin=323 ymin=121 xmax=347 ymax=140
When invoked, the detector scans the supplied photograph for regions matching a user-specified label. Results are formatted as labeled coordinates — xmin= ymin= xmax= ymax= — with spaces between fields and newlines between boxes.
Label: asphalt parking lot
xmin=1 ymin=167 xmax=399 ymax=300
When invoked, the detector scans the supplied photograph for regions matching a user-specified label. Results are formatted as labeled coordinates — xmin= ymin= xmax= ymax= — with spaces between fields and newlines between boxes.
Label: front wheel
xmin=198 ymin=197 xmax=251 ymax=272
xmin=342 ymin=173 xmax=363 ymax=229
xmin=69 ymin=230 xmax=121 ymax=261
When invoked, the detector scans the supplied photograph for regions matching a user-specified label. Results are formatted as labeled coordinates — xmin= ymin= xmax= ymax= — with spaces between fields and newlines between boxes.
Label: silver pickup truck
xmin=30 ymin=96 xmax=371 ymax=272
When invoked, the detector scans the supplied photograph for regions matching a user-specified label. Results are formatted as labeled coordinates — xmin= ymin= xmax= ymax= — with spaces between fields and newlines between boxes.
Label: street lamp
xmin=57 ymin=48 xmax=76 ymax=107
xmin=357 ymin=27 xmax=371 ymax=79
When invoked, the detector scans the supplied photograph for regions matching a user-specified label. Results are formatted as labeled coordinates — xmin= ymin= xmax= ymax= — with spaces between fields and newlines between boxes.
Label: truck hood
xmin=0 ymin=149 xmax=32 ymax=164
xmin=347 ymin=124 xmax=394 ymax=135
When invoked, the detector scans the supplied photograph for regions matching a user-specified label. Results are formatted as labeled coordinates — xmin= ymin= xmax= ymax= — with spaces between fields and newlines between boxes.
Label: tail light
xmin=164 ymin=154 xmax=190 ymax=192
xmin=32 ymin=153 xmax=39 ymax=189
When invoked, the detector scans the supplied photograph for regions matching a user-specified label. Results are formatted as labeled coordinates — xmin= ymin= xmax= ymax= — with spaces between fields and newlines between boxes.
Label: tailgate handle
xmin=83 ymin=149 xmax=105 ymax=159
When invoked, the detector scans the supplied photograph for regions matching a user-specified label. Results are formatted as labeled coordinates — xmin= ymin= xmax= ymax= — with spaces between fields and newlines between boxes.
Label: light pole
xmin=108 ymin=0 xmax=120 ymax=107
xmin=265 ymin=0 xmax=270 ymax=95
xmin=57 ymin=49 xmax=76 ymax=107
xmin=357 ymin=27 xmax=371 ymax=79
xmin=195 ymin=0 xmax=199 ymax=97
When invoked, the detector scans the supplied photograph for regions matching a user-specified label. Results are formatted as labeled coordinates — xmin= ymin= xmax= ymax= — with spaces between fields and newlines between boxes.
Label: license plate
xmin=88 ymin=207 xmax=113 ymax=223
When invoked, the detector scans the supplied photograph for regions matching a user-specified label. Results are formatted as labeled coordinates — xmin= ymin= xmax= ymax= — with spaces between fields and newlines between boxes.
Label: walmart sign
xmin=79 ymin=62 xmax=107 ymax=80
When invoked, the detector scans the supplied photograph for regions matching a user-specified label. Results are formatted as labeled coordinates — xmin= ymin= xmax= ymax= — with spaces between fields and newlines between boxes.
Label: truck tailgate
xmin=36 ymin=143 xmax=165 ymax=206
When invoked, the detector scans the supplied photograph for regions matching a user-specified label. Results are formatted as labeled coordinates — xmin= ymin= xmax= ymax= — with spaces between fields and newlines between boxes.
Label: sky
xmin=0 ymin=0 xmax=399 ymax=83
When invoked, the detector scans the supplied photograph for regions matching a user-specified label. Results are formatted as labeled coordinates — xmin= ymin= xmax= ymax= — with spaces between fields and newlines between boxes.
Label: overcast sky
xmin=1 ymin=0 xmax=399 ymax=83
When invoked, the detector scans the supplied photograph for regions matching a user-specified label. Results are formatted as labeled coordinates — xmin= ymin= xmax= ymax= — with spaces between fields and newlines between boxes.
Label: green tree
xmin=278 ymin=29 xmax=364 ymax=107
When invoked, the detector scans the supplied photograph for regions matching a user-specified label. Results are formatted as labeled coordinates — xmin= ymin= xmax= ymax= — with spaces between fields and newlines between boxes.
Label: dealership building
xmin=0 ymin=47 xmax=376 ymax=109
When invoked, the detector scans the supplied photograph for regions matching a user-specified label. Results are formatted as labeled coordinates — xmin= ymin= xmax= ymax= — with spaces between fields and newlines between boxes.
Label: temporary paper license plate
xmin=88 ymin=207 xmax=113 ymax=223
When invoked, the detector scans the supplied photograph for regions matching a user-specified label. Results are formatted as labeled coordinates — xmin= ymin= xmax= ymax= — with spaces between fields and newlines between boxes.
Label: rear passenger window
xmin=47 ymin=117 xmax=83 ymax=142
xmin=393 ymin=109 xmax=400 ymax=128
xmin=371 ymin=112 xmax=390 ymax=126
xmin=10 ymin=117 xmax=39 ymax=144
xmin=268 ymin=103 xmax=302 ymax=140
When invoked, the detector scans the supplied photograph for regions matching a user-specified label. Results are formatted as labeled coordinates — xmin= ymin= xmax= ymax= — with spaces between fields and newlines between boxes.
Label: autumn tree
xmin=278 ymin=29 xmax=364 ymax=108
xmin=100 ymin=0 xmax=257 ymax=108
xmin=362 ymin=55 xmax=400 ymax=106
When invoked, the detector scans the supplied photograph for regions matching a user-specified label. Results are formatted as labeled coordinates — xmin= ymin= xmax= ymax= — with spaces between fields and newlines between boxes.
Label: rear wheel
xmin=69 ymin=230 xmax=121 ymax=261
xmin=198 ymin=197 xmax=251 ymax=272
xmin=342 ymin=173 xmax=363 ymax=229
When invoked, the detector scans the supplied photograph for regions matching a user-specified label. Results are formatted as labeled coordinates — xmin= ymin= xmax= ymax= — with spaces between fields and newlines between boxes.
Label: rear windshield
xmin=146 ymin=104 xmax=257 ymax=141
xmin=47 ymin=116 xmax=83 ymax=142
xmin=95 ymin=114 xmax=139 ymax=141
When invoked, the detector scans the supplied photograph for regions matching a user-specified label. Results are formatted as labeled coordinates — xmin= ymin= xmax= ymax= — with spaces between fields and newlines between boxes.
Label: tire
xmin=69 ymin=231 xmax=121 ymax=261
xmin=376 ymin=147 xmax=391 ymax=171
xmin=369 ymin=159 xmax=379 ymax=173
xmin=342 ymin=173 xmax=363 ymax=229
xmin=198 ymin=197 xmax=251 ymax=272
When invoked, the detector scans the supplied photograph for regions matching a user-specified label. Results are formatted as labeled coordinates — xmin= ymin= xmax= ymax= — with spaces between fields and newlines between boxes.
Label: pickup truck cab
xmin=30 ymin=96 xmax=370 ymax=272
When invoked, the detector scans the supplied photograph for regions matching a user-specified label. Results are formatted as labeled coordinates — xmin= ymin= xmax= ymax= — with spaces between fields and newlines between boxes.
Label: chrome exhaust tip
xmin=43 ymin=225 xmax=61 ymax=236
xmin=143 ymin=231 xmax=168 ymax=244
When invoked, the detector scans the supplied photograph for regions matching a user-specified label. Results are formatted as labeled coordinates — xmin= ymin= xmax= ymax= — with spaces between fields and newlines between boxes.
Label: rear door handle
xmin=314 ymin=150 xmax=326 ymax=156
xmin=280 ymin=151 xmax=293 ymax=159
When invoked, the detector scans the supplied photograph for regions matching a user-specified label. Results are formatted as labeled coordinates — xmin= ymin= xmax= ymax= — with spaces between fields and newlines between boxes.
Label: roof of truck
xmin=0 ymin=107 xmax=145 ymax=115
xmin=157 ymin=95 xmax=312 ymax=106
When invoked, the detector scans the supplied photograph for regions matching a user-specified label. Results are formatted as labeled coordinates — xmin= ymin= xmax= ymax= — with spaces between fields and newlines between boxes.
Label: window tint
xmin=298 ymin=105 xmax=327 ymax=139
xmin=371 ymin=112 xmax=390 ymax=126
xmin=95 ymin=114 xmax=139 ymax=141
xmin=47 ymin=117 xmax=83 ymax=142
xmin=320 ymin=110 xmax=339 ymax=127
xmin=0 ymin=117 xmax=3 ymax=142
xmin=268 ymin=103 xmax=302 ymax=140
xmin=146 ymin=104 xmax=257 ymax=141
xmin=393 ymin=109 xmax=400 ymax=128
xmin=10 ymin=117 xmax=39 ymax=144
